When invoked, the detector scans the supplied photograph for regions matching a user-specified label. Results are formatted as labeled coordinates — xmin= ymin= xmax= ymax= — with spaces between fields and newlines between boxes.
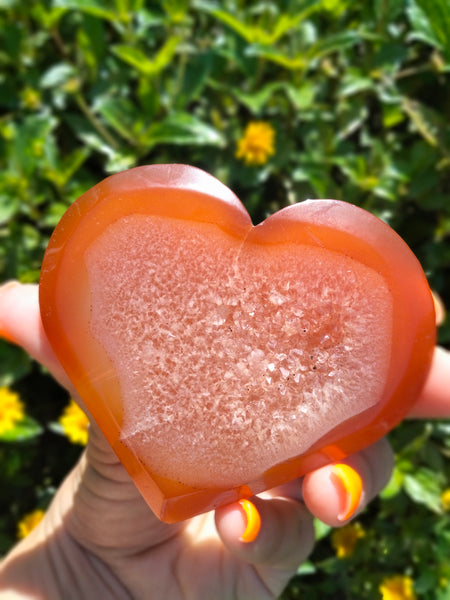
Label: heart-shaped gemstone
xmin=39 ymin=164 xmax=435 ymax=522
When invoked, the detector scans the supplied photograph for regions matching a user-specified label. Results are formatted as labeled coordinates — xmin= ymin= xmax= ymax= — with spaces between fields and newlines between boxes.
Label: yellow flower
xmin=20 ymin=86 xmax=41 ymax=110
xmin=379 ymin=575 xmax=417 ymax=600
xmin=0 ymin=387 xmax=25 ymax=436
xmin=17 ymin=508 xmax=45 ymax=539
xmin=236 ymin=121 xmax=275 ymax=166
xmin=331 ymin=522 xmax=365 ymax=558
xmin=441 ymin=488 xmax=450 ymax=511
xmin=59 ymin=399 xmax=89 ymax=445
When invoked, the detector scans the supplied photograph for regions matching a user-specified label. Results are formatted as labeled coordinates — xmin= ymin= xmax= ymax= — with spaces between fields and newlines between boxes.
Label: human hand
xmin=0 ymin=282 xmax=429 ymax=600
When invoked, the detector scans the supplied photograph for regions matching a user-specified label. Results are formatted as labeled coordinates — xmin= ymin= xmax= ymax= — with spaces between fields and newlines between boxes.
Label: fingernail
xmin=238 ymin=499 xmax=261 ymax=543
xmin=0 ymin=281 xmax=20 ymax=344
xmin=331 ymin=464 xmax=363 ymax=521
xmin=0 ymin=281 xmax=20 ymax=291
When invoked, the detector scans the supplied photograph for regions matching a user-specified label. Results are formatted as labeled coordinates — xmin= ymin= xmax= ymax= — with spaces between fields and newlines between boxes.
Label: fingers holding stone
xmin=302 ymin=438 xmax=394 ymax=527
xmin=215 ymin=495 xmax=314 ymax=571
xmin=409 ymin=346 xmax=450 ymax=418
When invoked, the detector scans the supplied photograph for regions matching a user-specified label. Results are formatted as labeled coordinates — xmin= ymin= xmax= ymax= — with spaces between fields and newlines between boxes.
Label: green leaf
xmin=199 ymin=1 xmax=320 ymax=45
xmin=232 ymin=82 xmax=284 ymax=114
xmin=247 ymin=46 xmax=307 ymax=71
xmin=382 ymin=104 xmax=406 ymax=128
xmin=296 ymin=560 xmax=317 ymax=576
xmin=53 ymin=0 xmax=119 ymax=22
xmin=41 ymin=202 xmax=71 ymax=228
xmin=112 ymin=36 xmax=180 ymax=77
xmin=380 ymin=465 xmax=404 ymax=499
xmin=198 ymin=8 xmax=256 ymax=44
xmin=95 ymin=97 xmax=142 ymax=144
xmin=30 ymin=4 xmax=66 ymax=28
xmin=113 ymin=0 xmax=144 ymax=20
xmin=48 ymin=421 xmax=65 ymax=437
xmin=143 ymin=113 xmax=225 ymax=149
xmin=161 ymin=0 xmax=190 ymax=23
xmin=10 ymin=114 xmax=58 ymax=177
xmin=308 ymin=30 xmax=369 ymax=61
xmin=402 ymin=97 xmax=442 ymax=148
xmin=176 ymin=51 xmax=214 ymax=106
xmin=0 ymin=416 xmax=43 ymax=442
xmin=313 ymin=518 xmax=332 ymax=541
xmin=231 ymin=80 xmax=316 ymax=114
xmin=403 ymin=468 xmax=444 ymax=514
xmin=0 ymin=342 xmax=31 ymax=387
xmin=250 ymin=31 xmax=365 ymax=71
xmin=43 ymin=147 xmax=91 ymax=189
xmin=65 ymin=113 xmax=135 ymax=172
xmin=338 ymin=69 xmax=374 ymax=97
xmin=375 ymin=0 xmax=407 ymax=24
xmin=283 ymin=81 xmax=316 ymax=110
xmin=76 ymin=14 xmax=107 ymax=74
xmin=408 ymin=0 xmax=450 ymax=60
xmin=40 ymin=63 xmax=77 ymax=88
xmin=0 ymin=194 xmax=20 ymax=223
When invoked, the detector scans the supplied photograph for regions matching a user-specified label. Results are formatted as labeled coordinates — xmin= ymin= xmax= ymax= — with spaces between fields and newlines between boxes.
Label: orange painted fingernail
xmin=0 ymin=281 xmax=20 ymax=345
xmin=331 ymin=464 xmax=363 ymax=521
xmin=238 ymin=499 xmax=261 ymax=543
xmin=0 ymin=328 xmax=18 ymax=345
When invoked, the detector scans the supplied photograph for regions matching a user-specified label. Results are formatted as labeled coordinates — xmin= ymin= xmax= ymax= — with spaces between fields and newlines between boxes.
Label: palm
xmin=3 ymin=282 xmax=434 ymax=600
xmin=62 ymin=420 xmax=297 ymax=600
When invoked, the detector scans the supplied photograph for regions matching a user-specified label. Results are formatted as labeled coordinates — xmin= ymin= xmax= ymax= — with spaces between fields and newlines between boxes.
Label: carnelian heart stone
xmin=39 ymin=164 xmax=435 ymax=522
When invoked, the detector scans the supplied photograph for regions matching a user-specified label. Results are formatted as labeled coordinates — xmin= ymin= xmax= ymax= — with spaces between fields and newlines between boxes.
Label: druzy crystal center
xmin=85 ymin=215 xmax=392 ymax=488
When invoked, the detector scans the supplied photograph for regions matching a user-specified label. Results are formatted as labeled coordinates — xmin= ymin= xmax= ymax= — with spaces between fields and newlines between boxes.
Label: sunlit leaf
xmin=161 ymin=0 xmax=190 ymax=23
xmin=308 ymin=30 xmax=370 ymax=61
xmin=95 ymin=97 xmax=142 ymax=144
xmin=232 ymin=82 xmax=284 ymax=113
xmin=112 ymin=37 xmax=180 ymax=77
xmin=40 ymin=63 xmax=77 ymax=88
xmin=402 ymin=97 xmax=444 ymax=148
xmin=249 ymin=30 xmax=365 ymax=71
xmin=53 ymin=0 xmax=119 ymax=21
xmin=0 ymin=194 xmax=20 ymax=223
xmin=0 ymin=417 xmax=42 ymax=442
xmin=197 ymin=0 xmax=320 ymax=45
xmin=403 ymin=468 xmax=444 ymax=514
xmin=408 ymin=0 xmax=450 ymax=60
xmin=143 ymin=113 xmax=225 ymax=149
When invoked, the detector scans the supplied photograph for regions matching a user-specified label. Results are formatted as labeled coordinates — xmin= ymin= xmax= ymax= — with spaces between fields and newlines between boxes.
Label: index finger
xmin=0 ymin=281 xmax=74 ymax=393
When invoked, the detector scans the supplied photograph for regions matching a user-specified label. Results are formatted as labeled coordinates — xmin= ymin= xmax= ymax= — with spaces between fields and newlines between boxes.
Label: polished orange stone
xmin=39 ymin=164 xmax=435 ymax=522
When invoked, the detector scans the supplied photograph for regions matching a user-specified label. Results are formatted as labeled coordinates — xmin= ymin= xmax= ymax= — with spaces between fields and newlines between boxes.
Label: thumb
xmin=0 ymin=281 xmax=130 ymax=469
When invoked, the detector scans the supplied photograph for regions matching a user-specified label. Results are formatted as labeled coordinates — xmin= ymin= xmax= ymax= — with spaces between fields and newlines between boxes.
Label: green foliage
xmin=0 ymin=0 xmax=449 ymax=597
xmin=283 ymin=422 xmax=450 ymax=599
xmin=0 ymin=416 xmax=42 ymax=443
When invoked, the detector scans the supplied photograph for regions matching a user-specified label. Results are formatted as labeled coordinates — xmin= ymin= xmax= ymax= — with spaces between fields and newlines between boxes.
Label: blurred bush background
xmin=0 ymin=0 xmax=449 ymax=598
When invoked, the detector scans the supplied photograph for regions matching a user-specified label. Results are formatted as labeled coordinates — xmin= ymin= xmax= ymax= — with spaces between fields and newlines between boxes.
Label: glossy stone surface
xmin=39 ymin=165 xmax=435 ymax=522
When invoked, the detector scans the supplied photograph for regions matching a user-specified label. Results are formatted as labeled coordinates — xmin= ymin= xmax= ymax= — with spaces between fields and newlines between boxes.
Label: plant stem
xmin=74 ymin=93 xmax=120 ymax=150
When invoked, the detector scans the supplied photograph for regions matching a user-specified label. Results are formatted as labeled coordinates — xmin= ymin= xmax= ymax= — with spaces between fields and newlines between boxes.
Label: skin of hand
xmin=0 ymin=283 xmax=447 ymax=600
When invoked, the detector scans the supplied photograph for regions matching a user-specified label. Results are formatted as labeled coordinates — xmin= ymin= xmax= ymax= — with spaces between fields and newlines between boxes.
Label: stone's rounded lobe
xmin=39 ymin=164 xmax=436 ymax=523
